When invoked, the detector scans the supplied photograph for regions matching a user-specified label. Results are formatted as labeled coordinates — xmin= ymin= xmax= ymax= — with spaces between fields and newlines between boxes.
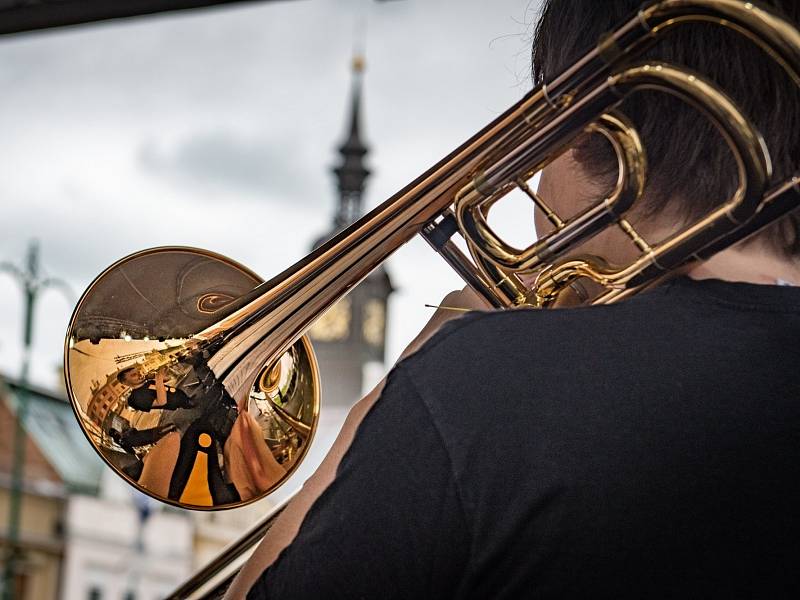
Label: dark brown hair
xmin=532 ymin=0 xmax=800 ymax=255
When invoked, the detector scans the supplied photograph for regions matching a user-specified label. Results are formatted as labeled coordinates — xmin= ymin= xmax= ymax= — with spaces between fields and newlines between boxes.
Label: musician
xmin=119 ymin=359 xmax=241 ymax=504
xmin=117 ymin=365 xmax=197 ymax=412
xmin=230 ymin=1 xmax=800 ymax=597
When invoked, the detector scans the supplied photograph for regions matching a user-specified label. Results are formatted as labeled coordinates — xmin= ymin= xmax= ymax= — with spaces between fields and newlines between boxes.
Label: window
xmin=87 ymin=586 xmax=102 ymax=600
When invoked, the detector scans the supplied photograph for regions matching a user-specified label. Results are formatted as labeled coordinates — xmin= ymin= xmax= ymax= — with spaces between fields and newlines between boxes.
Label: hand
xmin=155 ymin=367 xmax=166 ymax=387
xmin=399 ymin=285 xmax=493 ymax=361
xmin=153 ymin=367 xmax=169 ymax=408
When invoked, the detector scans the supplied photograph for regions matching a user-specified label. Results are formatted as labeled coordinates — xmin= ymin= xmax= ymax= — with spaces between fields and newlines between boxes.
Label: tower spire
xmin=307 ymin=49 xmax=393 ymax=410
xmin=332 ymin=54 xmax=370 ymax=228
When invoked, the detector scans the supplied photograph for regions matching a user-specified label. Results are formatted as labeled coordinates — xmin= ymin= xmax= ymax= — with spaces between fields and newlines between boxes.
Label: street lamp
xmin=0 ymin=240 xmax=73 ymax=600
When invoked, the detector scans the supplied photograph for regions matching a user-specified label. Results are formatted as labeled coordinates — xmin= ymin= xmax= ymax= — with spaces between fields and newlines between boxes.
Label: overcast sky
xmin=0 ymin=0 xmax=542 ymax=391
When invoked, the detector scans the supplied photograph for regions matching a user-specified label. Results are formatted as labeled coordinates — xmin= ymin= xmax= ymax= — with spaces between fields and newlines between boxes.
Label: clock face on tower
xmin=309 ymin=296 xmax=352 ymax=342
xmin=362 ymin=299 xmax=385 ymax=347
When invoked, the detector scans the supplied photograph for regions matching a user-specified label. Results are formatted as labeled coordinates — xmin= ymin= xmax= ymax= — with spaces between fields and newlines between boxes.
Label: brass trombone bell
xmin=65 ymin=249 xmax=319 ymax=509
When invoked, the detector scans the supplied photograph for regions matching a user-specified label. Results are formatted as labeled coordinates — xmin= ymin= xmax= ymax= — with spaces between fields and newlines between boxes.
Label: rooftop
xmin=0 ymin=375 xmax=104 ymax=496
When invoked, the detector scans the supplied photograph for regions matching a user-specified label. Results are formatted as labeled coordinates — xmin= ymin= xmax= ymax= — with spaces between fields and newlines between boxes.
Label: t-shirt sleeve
xmin=246 ymin=365 xmax=471 ymax=600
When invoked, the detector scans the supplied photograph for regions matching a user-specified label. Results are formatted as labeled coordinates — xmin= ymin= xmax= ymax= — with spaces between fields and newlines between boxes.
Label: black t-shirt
xmin=127 ymin=382 xmax=193 ymax=412
xmin=248 ymin=277 xmax=800 ymax=599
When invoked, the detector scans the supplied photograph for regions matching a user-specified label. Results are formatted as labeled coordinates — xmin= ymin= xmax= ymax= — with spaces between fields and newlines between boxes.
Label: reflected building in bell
xmin=308 ymin=55 xmax=393 ymax=408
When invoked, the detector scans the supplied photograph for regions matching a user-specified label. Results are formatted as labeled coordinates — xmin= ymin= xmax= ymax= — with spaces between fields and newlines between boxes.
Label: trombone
xmin=61 ymin=0 xmax=800 ymax=595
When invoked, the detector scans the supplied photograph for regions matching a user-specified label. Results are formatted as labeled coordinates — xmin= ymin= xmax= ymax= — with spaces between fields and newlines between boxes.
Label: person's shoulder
xmin=410 ymin=278 xmax=780 ymax=360
xmin=393 ymin=287 xmax=687 ymax=389
xmin=405 ymin=300 xmax=636 ymax=358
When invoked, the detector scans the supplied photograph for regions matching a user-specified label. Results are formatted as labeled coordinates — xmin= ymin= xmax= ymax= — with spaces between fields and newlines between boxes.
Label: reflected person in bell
xmin=117 ymin=365 xmax=197 ymax=412
xmin=119 ymin=354 xmax=242 ymax=504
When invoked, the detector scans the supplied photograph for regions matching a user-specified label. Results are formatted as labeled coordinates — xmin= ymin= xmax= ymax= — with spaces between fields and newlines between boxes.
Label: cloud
xmin=138 ymin=130 xmax=314 ymax=202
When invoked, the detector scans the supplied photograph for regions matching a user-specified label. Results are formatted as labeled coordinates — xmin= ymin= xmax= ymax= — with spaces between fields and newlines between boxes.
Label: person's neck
xmin=687 ymin=244 xmax=800 ymax=286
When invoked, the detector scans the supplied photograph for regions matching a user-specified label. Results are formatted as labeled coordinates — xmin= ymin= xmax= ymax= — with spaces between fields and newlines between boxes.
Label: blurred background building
xmin=0 ymin=0 xmax=534 ymax=597
xmin=0 ymin=376 xmax=194 ymax=600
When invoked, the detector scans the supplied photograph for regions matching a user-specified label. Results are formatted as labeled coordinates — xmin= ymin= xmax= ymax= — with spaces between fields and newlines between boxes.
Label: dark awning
xmin=0 ymin=0 xmax=296 ymax=36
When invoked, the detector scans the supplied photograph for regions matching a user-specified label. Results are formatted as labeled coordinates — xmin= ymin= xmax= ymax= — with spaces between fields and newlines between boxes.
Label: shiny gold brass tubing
xmin=420 ymin=213 xmax=508 ymax=309
xmin=456 ymin=111 xmax=645 ymax=274
xmin=571 ymin=180 xmax=800 ymax=308
xmin=187 ymin=86 xmax=562 ymax=403
xmin=535 ymin=63 xmax=771 ymax=304
xmin=516 ymin=178 xmax=565 ymax=229
xmin=617 ymin=218 xmax=653 ymax=254
xmin=481 ymin=0 xmax=799 ymax=197
xmin=608 ymin=63 xmax=769 ymax=285
xmin=466 ymin=241 xmax=530 ymax=307
xmin=636 ymin=1 xmax=800 ymax=88
xmin=541 ymin=0 xmax=800 ymax=119
xmin=694 ymin=177 xmax=800 ymax=262
xmin=263 ymin=396 xmax=313 ymax=440
xmin=534 ymin=255 xmax=618 ymax=307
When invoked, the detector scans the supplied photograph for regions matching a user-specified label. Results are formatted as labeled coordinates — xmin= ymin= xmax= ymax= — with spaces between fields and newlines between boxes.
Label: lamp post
xmin=0 ymin=241 xmax=72 ymax=600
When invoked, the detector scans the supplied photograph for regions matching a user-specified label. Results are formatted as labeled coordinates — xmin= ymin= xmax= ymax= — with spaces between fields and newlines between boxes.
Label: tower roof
xmin=332 ymin=55 xmax=371 ymax=225
xmin=339 ymin=55 xmax=367 ymax=157
xmin=0 ymin=375 xmax=104 ymax=496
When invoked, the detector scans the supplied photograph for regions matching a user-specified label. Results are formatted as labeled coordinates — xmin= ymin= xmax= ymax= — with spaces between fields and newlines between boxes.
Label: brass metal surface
xmin=65 ymin=248 xmax=319 ymax=509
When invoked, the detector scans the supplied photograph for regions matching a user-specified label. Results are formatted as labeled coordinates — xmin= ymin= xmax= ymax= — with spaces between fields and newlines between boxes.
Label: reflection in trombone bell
xmin=67 ymin=313 xmax=318 ymax=507
xmin=64 ymin=248 xmax=320 ymax=508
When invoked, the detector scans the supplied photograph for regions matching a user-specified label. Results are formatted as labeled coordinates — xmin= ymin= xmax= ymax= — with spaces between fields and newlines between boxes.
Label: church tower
xmin=308 ymin=55 xmax=393 ymax=408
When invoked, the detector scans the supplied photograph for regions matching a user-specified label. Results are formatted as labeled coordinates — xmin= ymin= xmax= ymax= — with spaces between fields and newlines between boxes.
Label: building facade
xmin=0 ymin=382 xmax=65 ymax=600
xmin=0 ymin=376 xmax=194 ymax=600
